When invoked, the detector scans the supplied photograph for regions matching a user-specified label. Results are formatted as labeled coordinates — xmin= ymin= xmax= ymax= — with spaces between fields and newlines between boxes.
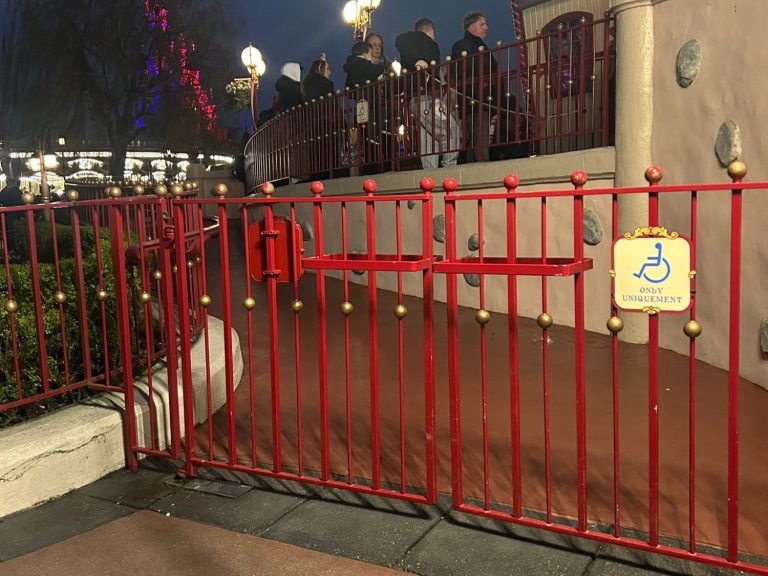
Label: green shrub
xmin=0 ymin=222 xmax=147 ymax=420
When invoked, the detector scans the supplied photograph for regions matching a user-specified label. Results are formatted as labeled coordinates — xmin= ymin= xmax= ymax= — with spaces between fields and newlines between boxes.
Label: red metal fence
xmin=246 ymin=16 xmax=613 ymax=190
xmin=141 ymin=162 xmax=768 ymax=574
xmin=0 ymin=183 xmax=213 ymax=463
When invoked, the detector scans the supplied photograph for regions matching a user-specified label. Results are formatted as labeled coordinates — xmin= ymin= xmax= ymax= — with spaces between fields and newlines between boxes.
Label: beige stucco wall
xmin=266 ymin=148 xmax=615 ymax=335
xmin=651 ymin=0 xmax=768 ymax=387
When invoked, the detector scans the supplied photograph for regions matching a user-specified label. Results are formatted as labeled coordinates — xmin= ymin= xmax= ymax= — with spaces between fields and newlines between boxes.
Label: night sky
xmin=232 ymin=0 xmax=520 ymax=115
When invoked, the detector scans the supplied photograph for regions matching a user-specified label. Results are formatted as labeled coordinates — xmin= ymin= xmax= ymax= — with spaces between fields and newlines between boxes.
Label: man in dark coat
xmin=451 ymin=11 xmax=498 ymax=163
xmin=395 ymin=18 xmax=459 ymax=169
xmin=343 ymin=41 xmax=386 ymax=90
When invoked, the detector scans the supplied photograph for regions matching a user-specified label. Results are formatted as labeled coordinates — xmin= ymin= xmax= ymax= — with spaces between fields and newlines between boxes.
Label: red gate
xmin=131 ymin=162 xmax=768 ymax=574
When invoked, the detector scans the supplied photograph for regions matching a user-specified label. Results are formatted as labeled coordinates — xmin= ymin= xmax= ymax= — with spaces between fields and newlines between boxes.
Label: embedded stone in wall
xmin=351 ymin=249 xmax=366 ymax=276
xmin=582 ymin=209 xmax=603 ymax=246
xmin=301 ymin=222 xmax=314 ymax=241
xmin=468 ymin=232 xmax=481 ymax=252
xmin=760 ymin=318 xmax=768 ymax=356
xmin=433 ymin=214 xmax=446 ymax=243
xmin=407 ymin=199 xmax=417 ymax=210
xmin=676 ymin=39 xmax=702 ymax=88
xmin=715 ymin=120 xmax=742 ymax=166
xmin=464 ymin=273 xmax=480 ymax=287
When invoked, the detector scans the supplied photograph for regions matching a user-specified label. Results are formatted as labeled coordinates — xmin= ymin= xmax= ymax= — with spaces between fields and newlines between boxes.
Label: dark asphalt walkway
xmin=0 ymin=459 xmax=742 ymax=576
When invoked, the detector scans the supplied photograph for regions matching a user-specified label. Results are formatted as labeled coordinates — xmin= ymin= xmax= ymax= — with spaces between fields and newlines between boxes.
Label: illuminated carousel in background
xmin=0 ymin=145 xmax=235 ymax=195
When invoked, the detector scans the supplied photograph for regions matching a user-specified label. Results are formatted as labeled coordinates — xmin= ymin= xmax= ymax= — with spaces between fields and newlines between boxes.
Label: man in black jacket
xmin=396 ymin=18 xmax=459 ymax=170
xmin=451 ymin=11 xmax=498 ymax=163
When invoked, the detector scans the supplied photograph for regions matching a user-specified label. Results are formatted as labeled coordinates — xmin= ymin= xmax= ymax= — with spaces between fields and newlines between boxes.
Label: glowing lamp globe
xmin=342 ymin=1 xmax=358 ymax=23
xmin=241 ymin=44 xmax=265 ymax=75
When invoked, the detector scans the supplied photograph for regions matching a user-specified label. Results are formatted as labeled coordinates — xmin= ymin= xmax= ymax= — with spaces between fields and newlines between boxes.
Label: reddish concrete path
xmin=0 ymin=511 xmax=408 ymax=576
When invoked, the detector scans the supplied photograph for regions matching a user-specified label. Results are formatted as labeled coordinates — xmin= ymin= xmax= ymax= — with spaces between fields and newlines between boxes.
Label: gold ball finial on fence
xmin=140 ymin=292 xmax=152 ymax=304
xmin=133 ymin=184 xmax=145 ymax=196
xmin=213 ymin=183 xmax=228 ymax=196
xmin=340 ymin=301 xmax=354 ymax=316
xmin=109 ymin=186 xmax=122 ymax=198
xmin=153 ymin=270 xmax=163 ymax=280
xmin=171 ymin=183 xmax=185 ymax=196
xmin=21 ymin=192 xmax=35 ymax=204
xmin=606 ymin=315 xmax=624 ymax=334
xmin=262 ymin=182 xmax=275 ymax=195
xmin=727 ymin=160 xmax=747 ymax=180
xmin=243 ymin=297 xmax=257 ymax=310
xmin=54 ymin=291 xmax=67 ymax=305
xmin=5 ymin=300 xmax=18 ymax=314
xmin=644 ymin=166 xmax=663 ymax=184
xmin=155 ymin=184 xmax=168 ymax=197
xmin=200 ymin=294 xmax=212 ymax=307
xmin=683 ymin=320 xmax=703 ymax=339
xmin=66 ymin=189 xmax=79 ymax=202
xmin=570 ymin=170 xmax=588 ymax=187
xmin=394 ymin=304 xmax=408 ymax=319
xmin=291 ymin=299 xmax=304 ymax=313
xmin=537 ymin=312 xmax=554 ymax=329
xmin=475 ymin=309 xmax=491 ymax=325
xmin=97 ymin=290 xmax=109 ymax=302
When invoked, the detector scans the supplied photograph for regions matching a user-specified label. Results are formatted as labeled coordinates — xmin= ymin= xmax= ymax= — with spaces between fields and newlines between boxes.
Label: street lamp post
xmin=240 ymin=44 xmax=266 ymax=131
xmin=342 ymin=0 xmax=381 ymax=40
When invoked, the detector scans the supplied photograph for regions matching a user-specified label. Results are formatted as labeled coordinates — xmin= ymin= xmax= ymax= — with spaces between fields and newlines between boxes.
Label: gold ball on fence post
xmin=683 ymin=320 xmax=702 ymax=339
xmin=727 ymin=160 xmax=747 ymax=180
xmin=188 ymin=180 xmax=198 ymax=190
xmin=213 ymin=183 xmax=229 ymax=196
xmin=606 ymin=315 xmax=624 ymax=334
xmin=200 ymin=294 xmax=212 ymax=307
xmin=155 ymin=184 xmax=168 ymax=196
xmin=394 ymin=304 xmax=408 ymax=319
xmin=170 ymin=183 xmax=184 ymax=196
xmin=5 ymin=300 xmax=18 ymax=314
xmin=475 ymin=309 xmax=491 ymax=325
xmin=54 ymin=291 xmax=67 ymax=304
xmin=133 ymin=184 xmax=145 ymax=196
xmin=152 ymin=270 xmax=162 ymax=280
xmin=21 ymin=192 xmax=35 ymax=204
xmin=172 ymin=264 xmax=178 ymax=273
xmin=537 ymin=312 xmax=554 ymax=329
xmin=644 ymin=166 xmax=663 ymax=184
xmin=186 ymin=259 xmax=194 ymax=269
xmin=262 ymin=182 xmax=275 ymax=195
xmin=183 ymin=181 xmax=193 ymax=190
xmin=66 ymin=189 xmax=79 ymax=201
xmin=109 ymin=186 xmax=122 ymax=198
xmin=291 ymin=299 xmax=304 ymax=313
xmin=243 ymin=297 xmax=256 ymax=310
xmin=97 ymin=290 xmax=109 ymax=302
xmin=104 ymin=186 xmax=112 ymax=197
xmin=194 ymin=256 xmax=201 ymax=264
xmin=340 ymin=301 xmax=354 ymax=316
xmin=140 ymin=291 xmax=152 ymax=303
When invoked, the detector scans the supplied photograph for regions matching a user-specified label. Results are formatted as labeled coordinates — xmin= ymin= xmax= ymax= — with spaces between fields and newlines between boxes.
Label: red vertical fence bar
xmin=504 ymin=174 xmax=522 ymax=517
xmin=477 ymin=197 xmax=491 ymax=509
xmin=688 ymin=185 xmax=698 ymax=552
xmin=241 ymin=196 xmax=258 ymax=467
xmin=311 ymin=181 xmax=330 ymax=481
xmin=289 ymin=201 xmax=304 ymax=475
xmin=262 ymin=187 xmax=282 ymax=473
xmin=540 ymin=191 xmax=553 ymax=523
xmin=108 ymin=196 xmax=138 ymax=470
xmin=727 ymin=161 xmax=745 ymax=562
xmin=646 ymin=167 xmax=661 ymax=546
xmin=366 ymin=179 xmax=381 ymax=490
xmin=571 ymin=170 xmax=588 ymax=531
xmin=444 ymin=177 xmax=463 ymax=507
xmin=420 ymin=178 xmax=437 ymax=503
xmin=341 ymin=198 xmax=353 ymax=483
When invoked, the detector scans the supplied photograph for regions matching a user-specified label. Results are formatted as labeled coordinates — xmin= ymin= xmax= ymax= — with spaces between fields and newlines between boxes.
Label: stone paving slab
xmin=0 ymin=510 xmax=409 ymax=576
xmin=262 ymin=497 xmax=442 ymax=569
xmin=77 ymin=467 xmax=178 ymax=509
xmin=151 ymin=486 xmax=306 ymax=534
xmin=0 ymin=492 xmax=134 ymax=561
xmin=402 ymin=519 xmax=594 ymax=576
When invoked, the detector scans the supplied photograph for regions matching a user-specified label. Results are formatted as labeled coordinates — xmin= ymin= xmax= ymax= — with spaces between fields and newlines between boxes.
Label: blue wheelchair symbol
xmin=633 ymin=242 xmax=671 ymax=283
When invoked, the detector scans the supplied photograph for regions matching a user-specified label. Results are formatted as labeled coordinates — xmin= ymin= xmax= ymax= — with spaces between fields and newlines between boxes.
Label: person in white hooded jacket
xmin=275 ymin=62 xmax=303 ymax=113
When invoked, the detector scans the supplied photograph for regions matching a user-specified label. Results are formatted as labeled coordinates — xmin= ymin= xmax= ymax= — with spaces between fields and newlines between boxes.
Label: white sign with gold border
xmin=611 ymin=227 xmax=694 ymax=314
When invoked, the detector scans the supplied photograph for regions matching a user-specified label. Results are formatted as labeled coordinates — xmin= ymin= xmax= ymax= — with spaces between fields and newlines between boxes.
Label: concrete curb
xmin=0 ymin=316 xmax=242 ymax=517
